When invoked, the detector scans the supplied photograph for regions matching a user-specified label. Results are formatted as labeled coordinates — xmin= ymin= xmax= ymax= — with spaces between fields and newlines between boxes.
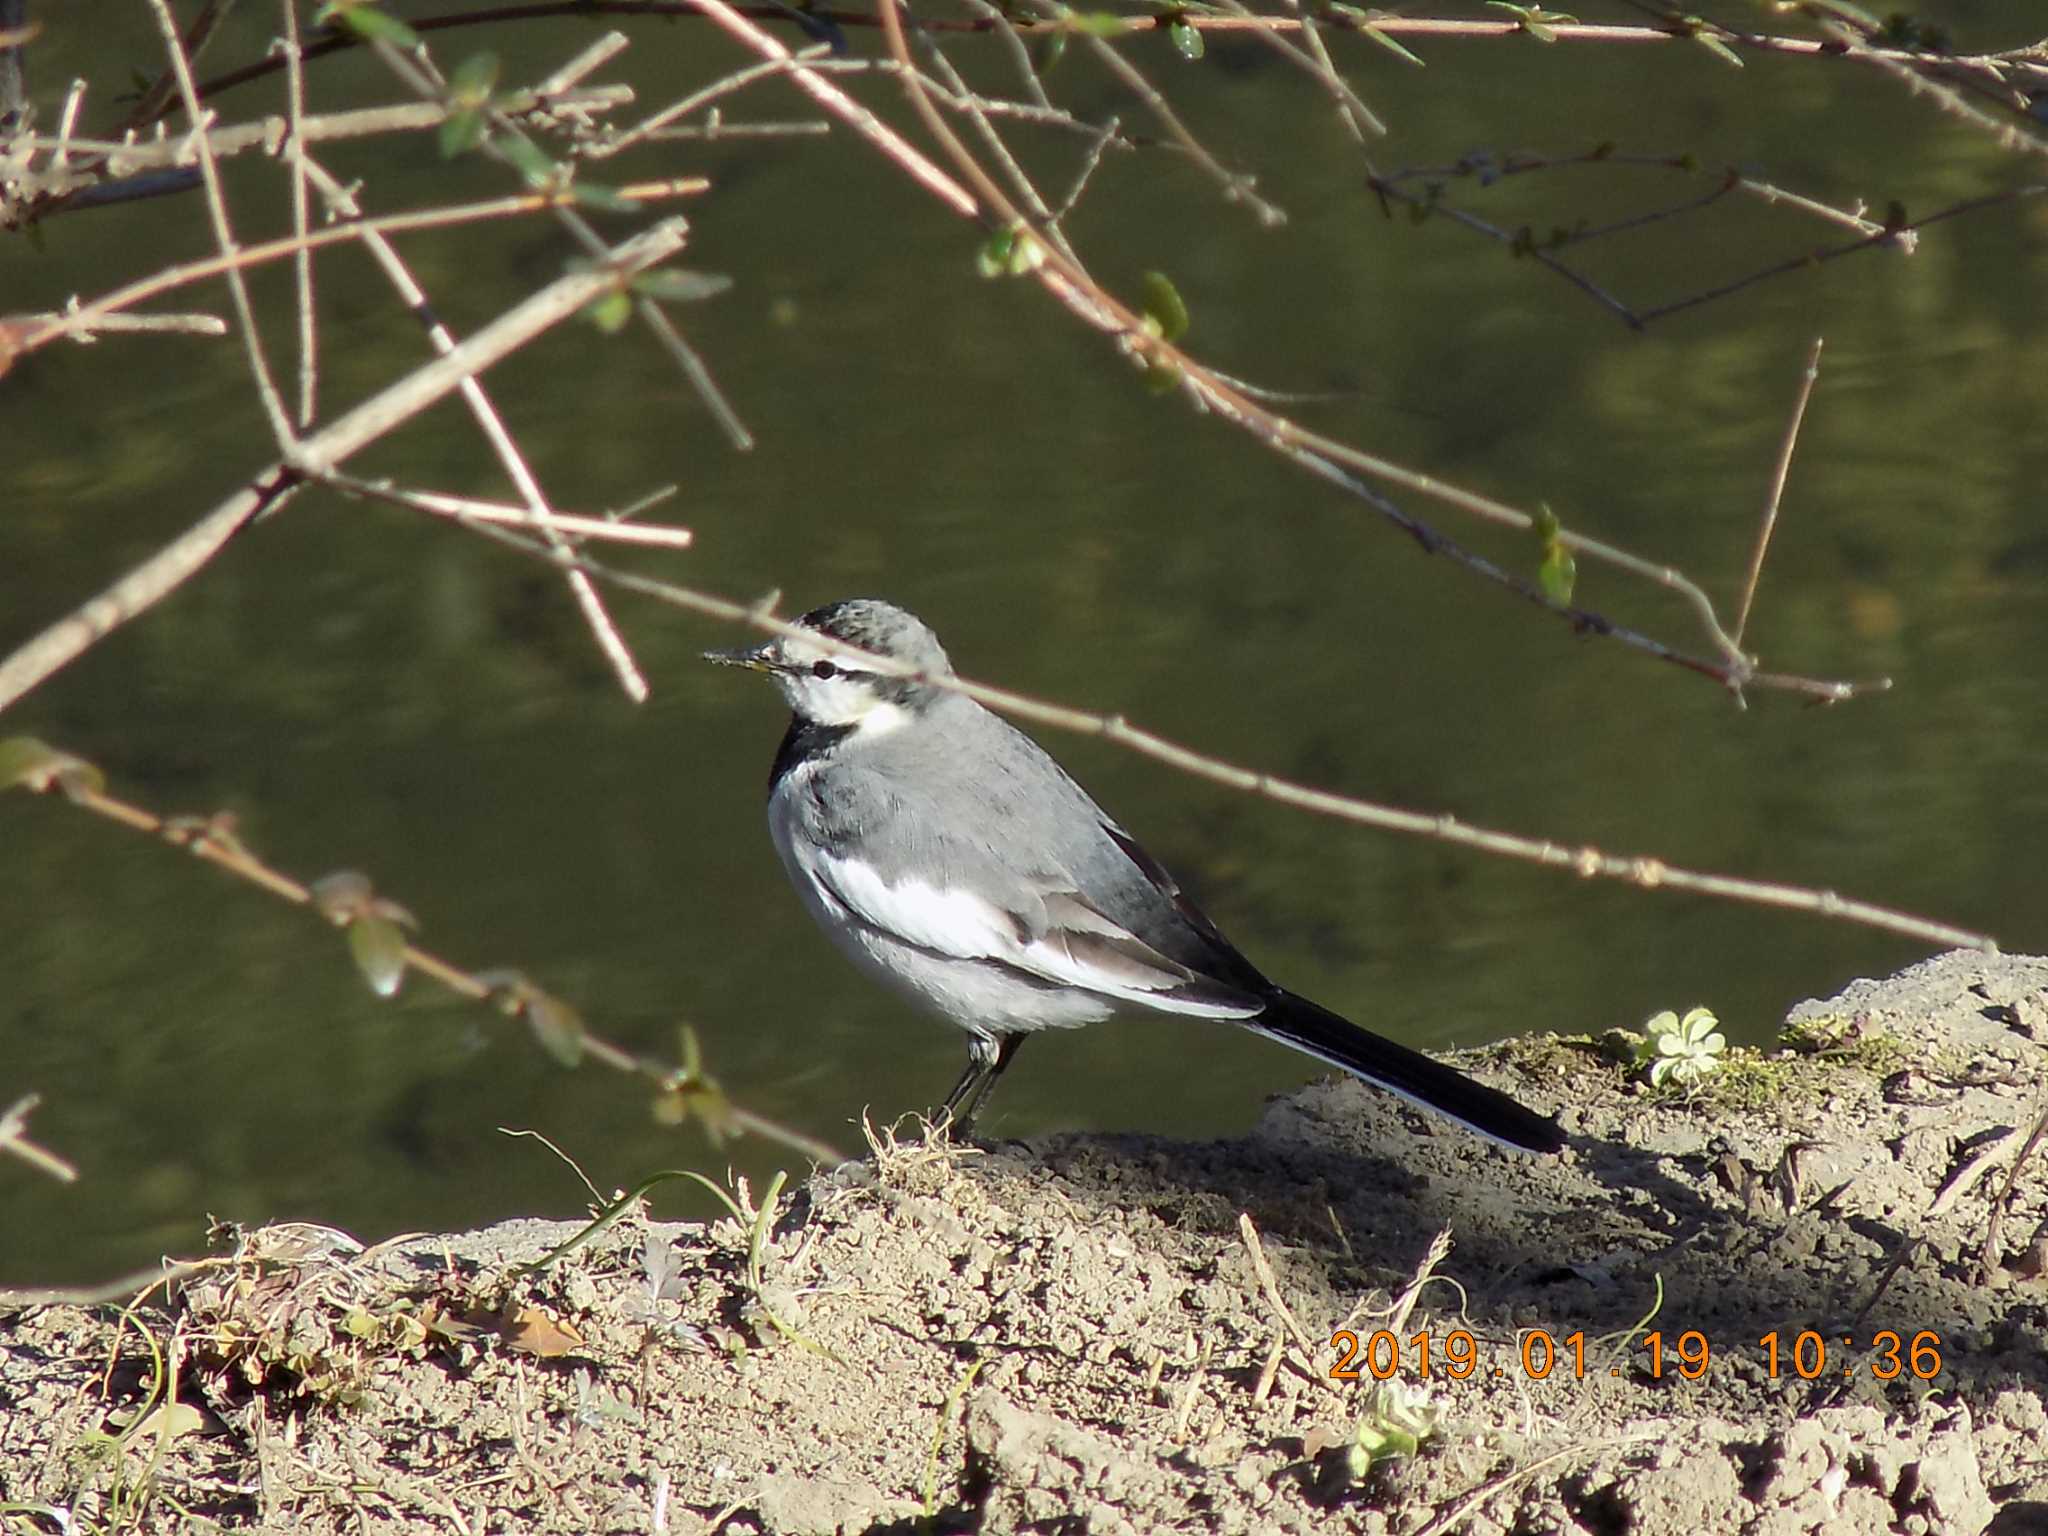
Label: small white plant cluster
xmin=1348 ymin=1379 xmax=1443 ymax=1479
xmin=1635 ymin=1006 xmax=1727 ymax=1087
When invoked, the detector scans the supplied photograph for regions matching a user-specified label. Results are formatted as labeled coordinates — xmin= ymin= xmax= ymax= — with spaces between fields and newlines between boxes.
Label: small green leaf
xmin=128 ymin=1401 xmax=206 ymax=1443
xmin=340 ymin=1306 xmax=382 ymax=1339
xmin=448 ymin=50 xmax=501 ymax=104
xmin=1070 ymin=10 xmax=1129 ymax=37
xmin=1031 ymin=29 xmax=1068 ymax=73
xmin=1328 ymin=5 xmax=1424 ymax=65
xmin=499 ymin=136 xmax=558 ymax=189
xmin=1637 ymin=1005 xmax=1726 ymax=1086
xmin=0 ymin=736 xmax=58 ymax=789
xmin=571 ymin=181 xmax=643 ymax=213
xmin=369 ymin=895 xmax=419 ymax=931
xmin=309 ymin=870 xmax=375 ymax=923
xmin=347 ymin=913 xmax=409 ymax=998
xmin=1484 ymin=2 xmax=1575 ymax=42
xmin=1531 ymin=503 xmax=1575 ymax=603
xmin=1345 ymin=1378 xmax=1440 ymax=1480
xmin=317 ymin=3 xmax=423 ymax=48
xmin=438 ymin=107 xmax=487 ymax=159
xmin=976 ymin=228 xmax=1016 ymax=279
xmin=0 ymin=736 xmax=103 ymax=796
xmin=1167 ymin=18 xmax=1204 ymax=59
xmin=526 ymin=991 xmax=587 ymax=1068
xmin=438 ymin=55 xmax=499 ymax=157
xmin=1143 ymin=361 xmax=1183 ymax=394
xmin=477 ymin=968 xmax=535 ymax=1016
xmin=586 ymin=290 xmax=633 ymax=334
xmin=1352 ymin=1421 xmax=1420 ymax=1468
xmin=1688 ymin=23 xmax=1743 ymax=68
xmin=1537 ymin=542 xmax=1576 ymax=605
xmin=162 ymin=812 xmax=252 ymax=861
xmin=1356 ymin=17 xmax=1425 ymax=67
xmin=976 ymin=226 xmax=1045 ymax=279
xmin=1006 ymin=230 xmax=1046 ymax=275
xmin=633 ymin=269 xmax=734 ymax=303
xmin=1139 ymin=270 xmax=1190 ymax=343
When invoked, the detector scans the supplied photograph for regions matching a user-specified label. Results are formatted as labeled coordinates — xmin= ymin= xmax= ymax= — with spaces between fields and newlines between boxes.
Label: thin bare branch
xmin=4 ymin=84 xmax=635 ymax=228
xmin=293 ymin=151 xmax=653 ymax=701
xmin=0 ymin=770 xmax=843 ymax=1169
xmin=1239 ymin=1215 xmax=1348 ymax=1403
xmin=1735 ymin=338 xmax=1824 ymax=648
xmin=633 ymin=299 xmax=756 ymax=452
xmin=1627 ymin=186 xmax=2048 ymax=326
xmin=325 ymin=474 xmax=695 ymax=548
xmin=593 ymin=47 xmax=829 ymax=158
xmin=1412 ymin=1430 xmax=1662 ymax=1536
xmin=682 ymin=0 xmax=978 ymax=216
xmin=1051 ymin=114 xmax=1123 ymax=226
xmin=682 ymin=0 xmax=1881 ymax=703
xmin=958 ymin=0 xmax=1054 ymax=113
xmin=534 ymin=29 xmax=632 ymax=95
xmin=6 ymin=181 xmax=706 ymax=359
xmin=1368 ymin=149 xmax=1910 ymax=328
xmin=53 ymin=77 xmax=85 ymax=166
xmin=914 ymin=35 xmax=1071 ymax=262
xmin=175 ymin=6 xmax=2048 ymax=101
xmin=279 ymin=0 xmax=316 ymax=429
xmin=16 ymin=304 xmax=227 ymax=341
xmin=1370 ymin=176 xmax=1644 ymax=326
xmin=0 ymin=1094 xmax=77 ymax=1183
xmin=0 ymin=221 xmax=691 ymax=713
xmin=145 ymin=0 xmax=296 ymax=449
xmin=1812 ymin=15 xmax=2048 ymax=162
xmin=634 ymin=116 xmax=829 ymax=139
xmin=1737 ymin=175 xmax=1888 ymax=240
xmin=1219 ymin=0 xmax=1384 ymax=141
xmin=1975 ymin=1098 xmax=2048 ymax=1284
xmin=1019 ymin=0 xmax=1285 ymax=227
xmin=123 ymin=0 xmax=239 ymax=135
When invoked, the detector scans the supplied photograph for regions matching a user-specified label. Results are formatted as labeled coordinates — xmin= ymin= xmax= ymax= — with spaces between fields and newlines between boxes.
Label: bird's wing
xmin=1096 ymin=822 xmax=1257 ymax=970
xmin=804 ymin=849 xmax=1262 ymax=1020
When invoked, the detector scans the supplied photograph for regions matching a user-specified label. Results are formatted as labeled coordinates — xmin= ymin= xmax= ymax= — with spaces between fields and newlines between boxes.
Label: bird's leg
xmin=936 ymin=1051 xmax=989 ymax=1130
xmin=935 ymin=1032 xmax=1027 ymax=1135
xmin=962 ymin=1032 xmax=1028 ymax=1127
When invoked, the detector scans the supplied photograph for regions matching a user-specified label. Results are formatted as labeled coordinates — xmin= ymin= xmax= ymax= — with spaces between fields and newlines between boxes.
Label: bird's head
xmin=706 ymin=598 xmax=954 ymax=732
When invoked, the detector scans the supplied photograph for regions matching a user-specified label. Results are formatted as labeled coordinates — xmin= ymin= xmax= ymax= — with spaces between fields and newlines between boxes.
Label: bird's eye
xmin=811 ymin=660 xmax=838 ymax=680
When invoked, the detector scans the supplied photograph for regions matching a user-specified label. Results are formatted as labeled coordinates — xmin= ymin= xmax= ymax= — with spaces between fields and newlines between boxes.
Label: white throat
xmin=846 ymin=698 xmax=912 ymax=740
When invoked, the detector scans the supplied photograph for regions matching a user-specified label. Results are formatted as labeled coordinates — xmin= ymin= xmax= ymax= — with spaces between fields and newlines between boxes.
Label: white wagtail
xmin=708 ymin=599 xmax=1563 ymax=1154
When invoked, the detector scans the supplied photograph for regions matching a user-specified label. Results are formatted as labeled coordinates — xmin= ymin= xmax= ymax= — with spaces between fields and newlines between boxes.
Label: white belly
xmin=767 ymin=768 xmax=1116 ymax=1038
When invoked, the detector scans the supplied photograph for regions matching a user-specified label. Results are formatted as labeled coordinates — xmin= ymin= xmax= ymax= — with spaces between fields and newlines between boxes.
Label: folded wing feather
xmin=812 ymin=852 xmax=1262 ymax=1020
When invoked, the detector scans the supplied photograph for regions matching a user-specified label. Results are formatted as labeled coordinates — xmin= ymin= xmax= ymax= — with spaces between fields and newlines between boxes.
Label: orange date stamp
xmin=1328 ymin=1328 xmax=1945 ymax=1383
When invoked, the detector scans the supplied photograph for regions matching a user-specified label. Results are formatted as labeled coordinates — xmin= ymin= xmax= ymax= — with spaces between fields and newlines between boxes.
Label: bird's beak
xmin=703 ymin=640 xmax=776 ymax=671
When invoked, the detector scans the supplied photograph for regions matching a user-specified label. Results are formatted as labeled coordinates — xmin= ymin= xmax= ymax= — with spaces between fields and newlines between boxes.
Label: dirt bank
xmin=5 ymin=950 xmax=2047 ymax=1533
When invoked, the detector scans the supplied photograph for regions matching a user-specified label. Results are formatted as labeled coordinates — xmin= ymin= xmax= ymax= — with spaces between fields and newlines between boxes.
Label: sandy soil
xmin=5 ymin=949 xmax=2047 ymax=1534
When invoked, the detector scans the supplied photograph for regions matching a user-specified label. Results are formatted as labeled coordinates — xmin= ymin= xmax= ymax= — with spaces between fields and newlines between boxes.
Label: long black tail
xmin=1250 ymin=990 xmax=1564 ymax=1154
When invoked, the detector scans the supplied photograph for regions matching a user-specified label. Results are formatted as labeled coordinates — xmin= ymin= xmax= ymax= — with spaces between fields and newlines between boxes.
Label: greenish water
xmin=3 ymin=4 xmax=2045 ymax=1282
